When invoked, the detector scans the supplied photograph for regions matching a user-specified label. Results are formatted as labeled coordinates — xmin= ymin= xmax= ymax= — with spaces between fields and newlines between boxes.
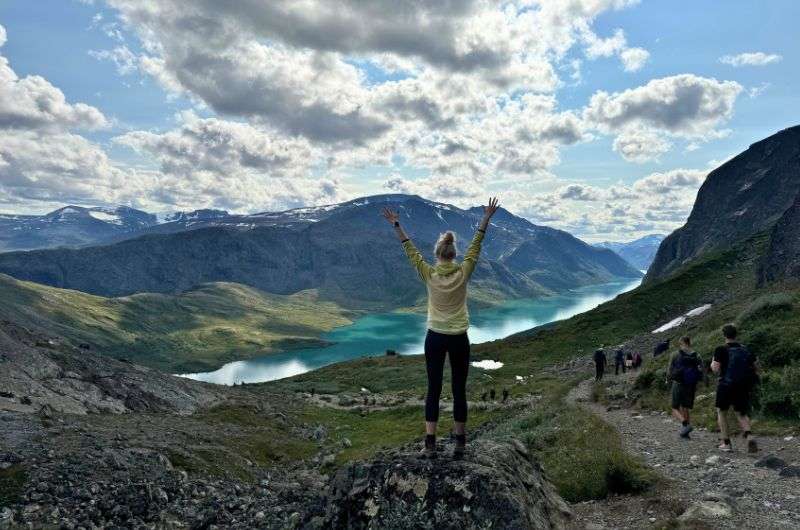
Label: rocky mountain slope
xmin=0 ymin=206 xmax=156 ymax=252
xmin=595 ymin=234 xmax=665 ymax=271
xmin=0 ymin=320 xmax=221 ymax=415
xmin=646 ymin=125 xmax=800 ymax=283
xmin=0 ymin=195 xmax=640 ymax=309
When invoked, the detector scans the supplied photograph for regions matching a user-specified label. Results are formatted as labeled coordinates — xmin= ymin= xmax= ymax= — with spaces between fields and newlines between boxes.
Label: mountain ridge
xmin=0 ymin=194 xmax=641 ymax=310
xmin=0 ymin=205 xmax=157 ymax=252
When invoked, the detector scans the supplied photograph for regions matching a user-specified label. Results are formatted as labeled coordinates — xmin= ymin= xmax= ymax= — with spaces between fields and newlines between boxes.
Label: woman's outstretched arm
xmin=463 ymin=197 xmax=499 ymax=278
xmin=382 ymin=206 xmax=432 ymax=281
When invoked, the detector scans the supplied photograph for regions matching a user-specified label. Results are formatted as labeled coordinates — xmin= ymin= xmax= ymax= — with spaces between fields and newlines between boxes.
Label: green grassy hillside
xmin=0 ymin=274 xmax=354 ymax=373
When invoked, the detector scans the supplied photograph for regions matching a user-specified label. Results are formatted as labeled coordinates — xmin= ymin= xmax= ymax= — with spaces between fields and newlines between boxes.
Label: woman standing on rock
xmin=382 ymin=197 xmax=500 ymax=458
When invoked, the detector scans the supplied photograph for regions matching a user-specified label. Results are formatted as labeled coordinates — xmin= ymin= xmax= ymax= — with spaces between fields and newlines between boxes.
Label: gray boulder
xmin=754 ymin=455 xmax=787 ymax=470
xmin=316 ymin=438 xmax=571 ymax=529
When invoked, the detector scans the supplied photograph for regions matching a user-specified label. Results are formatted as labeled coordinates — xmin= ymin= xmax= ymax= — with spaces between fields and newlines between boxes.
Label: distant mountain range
xmin=0 ymin=194 xmax=641 ymax=309
xmin=646 ymin=125 xmax=800 ymax=284
xmin=0 ymin=205 xmax=156 ymax=252
xmin=595 ymin=234 xmax=666 ymax=271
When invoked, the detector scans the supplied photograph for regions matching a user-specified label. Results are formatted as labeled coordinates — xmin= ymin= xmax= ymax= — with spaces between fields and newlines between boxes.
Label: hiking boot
xmin=718 ymin=442 xmax=732 ymax=452
xmin=679 ymin=424 xmax=694 ymax=438
xmin=747 ymin=438 xmax=759 ymax=453
xmin=421 ymin=435 xmax=437 ymax=459
xmin=453 ymin=433 xmax=466 ymax=459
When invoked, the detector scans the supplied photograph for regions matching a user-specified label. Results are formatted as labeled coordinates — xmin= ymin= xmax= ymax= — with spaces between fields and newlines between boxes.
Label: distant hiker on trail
xmin=625 ymin=351 xmax=634 ymax=369
xmin=383 ymin=197 xmax=500 ymax=459
xmin=712 ymin=324 xmax=759 ymax=453
xmin=593 ymin=347 xmax=607 ymax=381
xmin=632 ymin=351 xmax=643 ymax=369
xmin=614 ymin=347 xmax=626 ymax=375
xmin=667 ymin=336 xmax=704 ymax=439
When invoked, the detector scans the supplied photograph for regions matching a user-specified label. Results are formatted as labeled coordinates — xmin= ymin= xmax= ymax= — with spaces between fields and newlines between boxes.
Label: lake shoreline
xmin=182 ymin=278 xmax=642 ymax=385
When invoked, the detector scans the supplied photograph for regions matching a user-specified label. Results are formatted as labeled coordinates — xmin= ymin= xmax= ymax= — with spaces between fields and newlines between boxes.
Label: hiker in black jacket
xmin=667 ymin=336 xmax=704 ymax=439
xmin=712 ymin=324 xmax=759 ymax=453
xmin=614 ymin=347 xmax=626 ymax=375
xmin=593 ymin=348 xmax=607 ymax=381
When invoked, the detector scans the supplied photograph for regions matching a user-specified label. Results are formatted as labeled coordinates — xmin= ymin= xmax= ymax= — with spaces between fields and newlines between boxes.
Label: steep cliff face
xmin=760 ymin=191 xmax=800 ymax=284
xmin=646 ymin=126 xmax=800 ymax=283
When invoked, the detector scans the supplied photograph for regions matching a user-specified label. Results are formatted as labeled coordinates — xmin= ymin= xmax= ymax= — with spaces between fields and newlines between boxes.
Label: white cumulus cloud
xmin=720 ymin=52 xmax=782 ymax=67
xmin=0 ymin=24 xmax=108 ymax=131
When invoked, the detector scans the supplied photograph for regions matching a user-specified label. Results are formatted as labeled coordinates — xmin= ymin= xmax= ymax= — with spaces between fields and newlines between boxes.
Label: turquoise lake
xmin=182 ymin=278 xmax=641 ymax=385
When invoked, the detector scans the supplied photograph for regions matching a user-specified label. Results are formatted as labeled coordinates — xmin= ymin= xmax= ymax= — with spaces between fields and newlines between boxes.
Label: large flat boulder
xmin=316 ymin=437 xmax=571 ymax=530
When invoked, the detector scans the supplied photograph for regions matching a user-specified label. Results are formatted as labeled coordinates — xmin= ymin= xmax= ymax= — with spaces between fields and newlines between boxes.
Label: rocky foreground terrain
xmin=0 ymin=320 xmax=572 ymax=529
xmin=4 ymin=315 xmax=799 ymax=529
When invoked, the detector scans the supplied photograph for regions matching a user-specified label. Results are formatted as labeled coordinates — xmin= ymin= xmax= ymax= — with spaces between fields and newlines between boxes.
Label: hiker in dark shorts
xmin=712 ymin=324 xmax=759 ymax=453
xmin=614 ymin=347 xmax=626 ymax=375
xmin=667 ymin=336 xmax=704 ymax=439
xmin=593 ymin=348 xmax=607 ymax=381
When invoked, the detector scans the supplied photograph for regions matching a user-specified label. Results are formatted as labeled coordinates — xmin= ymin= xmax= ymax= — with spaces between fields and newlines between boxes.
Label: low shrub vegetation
xmin=497 ymin=404 xmax=655 ymax=502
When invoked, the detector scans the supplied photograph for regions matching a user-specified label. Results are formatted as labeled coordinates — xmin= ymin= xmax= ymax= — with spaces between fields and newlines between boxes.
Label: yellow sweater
xmin=402 ymin=230 xmax=485 ymax=335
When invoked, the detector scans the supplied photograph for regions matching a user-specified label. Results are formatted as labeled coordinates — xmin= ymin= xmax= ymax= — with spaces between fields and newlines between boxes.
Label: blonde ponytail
xmin=435 ymin=231 xmax=457 ymax=261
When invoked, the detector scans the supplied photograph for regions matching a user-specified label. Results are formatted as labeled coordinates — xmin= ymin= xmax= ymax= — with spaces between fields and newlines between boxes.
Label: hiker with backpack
xmin=593 ymin=347 xmax=607 ymax=381
xmin=666 ymin=336 xmax=704 ymax=439
xmin=712 ymin=324 xmax=759 ymax=453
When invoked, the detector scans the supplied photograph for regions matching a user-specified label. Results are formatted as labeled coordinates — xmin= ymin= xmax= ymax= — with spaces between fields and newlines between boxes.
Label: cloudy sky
xmin=0 ymin=0 xmax=796 ymax=241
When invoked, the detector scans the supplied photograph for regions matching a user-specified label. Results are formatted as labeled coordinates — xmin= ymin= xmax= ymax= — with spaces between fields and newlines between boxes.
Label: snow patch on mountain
xmin=472 ymin=360 xmax=504 ymax=370
xmin=89 ymin=211 xmax=122 ymax=224
xmin=652 ymin=304 xmax=713 ymax=334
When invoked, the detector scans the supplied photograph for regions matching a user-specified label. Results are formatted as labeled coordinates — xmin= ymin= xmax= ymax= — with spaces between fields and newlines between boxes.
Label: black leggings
xmin=424 ymin=330 xmax=470 ymax=423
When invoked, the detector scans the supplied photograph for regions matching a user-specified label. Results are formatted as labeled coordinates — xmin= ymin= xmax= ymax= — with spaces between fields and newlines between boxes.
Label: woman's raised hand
xmin=483 ymin=197 xmax=500 ymax=219
xmin=382 ymin=207 xmax=400 ymax=225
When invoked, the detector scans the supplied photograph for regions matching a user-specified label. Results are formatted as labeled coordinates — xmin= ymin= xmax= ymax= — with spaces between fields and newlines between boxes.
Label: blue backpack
xmin=679 ymin=353 xmax=703 ymax=386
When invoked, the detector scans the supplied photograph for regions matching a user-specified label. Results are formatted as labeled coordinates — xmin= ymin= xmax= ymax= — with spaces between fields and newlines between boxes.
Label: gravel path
xmin=566 ymin=376 xmax=800 ymax=529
